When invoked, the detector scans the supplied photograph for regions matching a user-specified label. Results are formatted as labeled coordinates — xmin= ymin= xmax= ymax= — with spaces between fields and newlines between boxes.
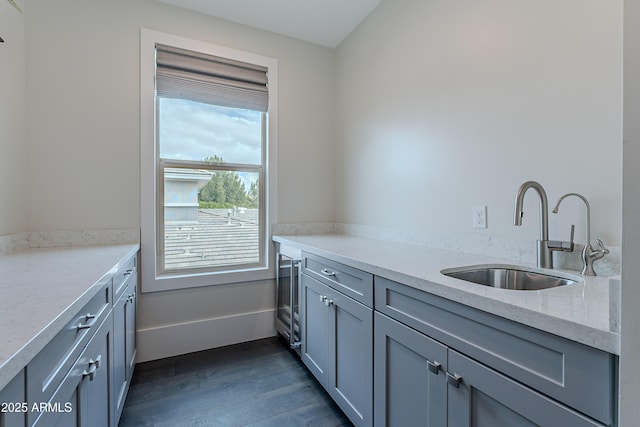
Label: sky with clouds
xmin=158 ymin=98 xmax=262 ymax=166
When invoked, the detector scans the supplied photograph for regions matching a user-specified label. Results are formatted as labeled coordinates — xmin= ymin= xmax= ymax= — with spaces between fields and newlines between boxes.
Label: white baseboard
xmin=136 ymin=309 xmax=277 ymax=362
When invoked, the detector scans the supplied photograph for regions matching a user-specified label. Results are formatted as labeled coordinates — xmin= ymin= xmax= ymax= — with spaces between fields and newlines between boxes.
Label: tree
xmin=199 ymin=156 xmax=251 ymax=208
xmin=247 ymin=178 xmax=259 ymax=208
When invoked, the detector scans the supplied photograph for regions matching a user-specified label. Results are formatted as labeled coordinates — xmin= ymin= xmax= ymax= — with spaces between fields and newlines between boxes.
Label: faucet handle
xmin=565 ymin=224 xmax=575 ymax=250
xmin=583 ymin=238 xmax=609 ymax=275
xmin=593 ymin=239 xmax=609 ymax=255
xmin=547 ymin=224 xmax=575 ymax=252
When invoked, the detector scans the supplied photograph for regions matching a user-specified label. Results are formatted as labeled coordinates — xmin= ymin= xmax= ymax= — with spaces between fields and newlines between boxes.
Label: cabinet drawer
xmin=375 ymin=276 xmax=615 ymax=425
xmin=26 ymin=281 xmax=111 ymax=410
xmin=302 ymin=252 xmax=373 ymax=307
xmin=113 ymin=255 xmax=136 ymax=303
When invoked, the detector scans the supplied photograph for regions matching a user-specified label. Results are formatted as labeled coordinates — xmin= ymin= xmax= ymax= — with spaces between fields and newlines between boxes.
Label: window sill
xmin=141 ymin=265 xmax=274 ymax=293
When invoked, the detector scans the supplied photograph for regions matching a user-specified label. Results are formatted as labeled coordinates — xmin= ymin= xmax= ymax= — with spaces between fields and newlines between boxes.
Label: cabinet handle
xmin=324 ymin=298 xmax=334 ymax=307
xmin=76 ymin=312 xmax=98 ymax=331
xmin=83 ymin=354 xmax=103 ymax=381
xmin=126 ymin=293 xmax=135 ymax=304
xmin=447 ymin=372 xmax=462 ymax=388
xmin=91 ymin=355 xmax=102 ymax=369
xmin=82 ymin=364 xmax=97 ymax=381
xmin=427 ymin=360 xmax=441 ymax=375
xmin=124 ymin=269 xmax=133 ymax=276
xmin=319 ymin=295 xmax=327 ymax=303
xmin=320 ymin=268 xmax=336 ymax=277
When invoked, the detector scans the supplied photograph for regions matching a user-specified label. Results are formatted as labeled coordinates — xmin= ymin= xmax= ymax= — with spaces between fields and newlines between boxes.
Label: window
xmin=141 ymin=30 xmax=278 ymax=292
xmin=158 ymin=101 xmax=265 ymax=275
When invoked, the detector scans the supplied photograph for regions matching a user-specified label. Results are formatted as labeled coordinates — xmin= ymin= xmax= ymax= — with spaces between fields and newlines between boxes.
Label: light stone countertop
xmin=0 ymin=244 xmax=139 ymax=391
xmin=274 ymin=234 xmax=620 ymax=355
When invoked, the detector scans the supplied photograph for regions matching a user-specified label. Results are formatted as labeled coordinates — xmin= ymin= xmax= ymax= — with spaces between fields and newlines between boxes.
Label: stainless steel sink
xmin=441 ymin=265 xmax=580 ymax=291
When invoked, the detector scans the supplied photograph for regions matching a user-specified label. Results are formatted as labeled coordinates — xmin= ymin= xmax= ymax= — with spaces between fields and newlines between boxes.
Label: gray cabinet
xmin=328 ymin=281 xmax=372 ymax=426
xmin=376 ymin=312 xmax=607 ymax=427
xmin=287 ymin=245 xmax=617 ymax=427
xmin=374 ymin=313 xmax=446 ymax=427
xmin=375 ymin=276 xmax=615 ymax=427
xmin=0 ymin=370 xmax=25 ymax=427
xmin=447 ymin=349 xmax=604 ymax=427
xmin=32 ymin=313 xmax=113 ymax=427
xmin=20 ymin=250 xmax=138 ymax=427
xmin=302 ymin=252 xmax=373 ymax=306
xmin=301 ymin=273 xmax=330 ymax=386
xmin=27 ymin=282 xmax=112 ymax=427
xmin=78 ymin=315 xmax=112 ymax=427
xmin=112 ymin=258 xmax=137 ymax=424
xmin=301 ymin=269 xmax=373 ymax=426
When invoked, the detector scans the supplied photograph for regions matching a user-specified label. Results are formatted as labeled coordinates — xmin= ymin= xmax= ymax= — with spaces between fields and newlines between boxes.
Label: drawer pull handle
xmin=124 ymin=269 xmax=133 ymax=276
xmin=427 ymin=360 xmax=441 ymax=375
xmin=447 ymin=372 xmax=462 ymax=388
xmin=321 ymin=268 xmax=336 ymax=277
xmin=324 ymin=298 xmax=334 ymax=307
xmin=76 ymin=323 xmax=92 ymax=331
xmin=91 ymin=355 xmax=102 ymax=369
xmin=82 ymin=364 xmax=97 ymax=381
xmin=77 ymin=312 xmax=98 ymax=331
xmin=319 ymin=295 xmax=326 ymax=303
xmin=83 ymin=355 xmax=103 ymax=381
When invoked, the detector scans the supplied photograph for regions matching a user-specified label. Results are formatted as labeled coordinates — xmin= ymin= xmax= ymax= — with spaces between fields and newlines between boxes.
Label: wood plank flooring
xmin=118 ymin=337 xmax=353 ymax=427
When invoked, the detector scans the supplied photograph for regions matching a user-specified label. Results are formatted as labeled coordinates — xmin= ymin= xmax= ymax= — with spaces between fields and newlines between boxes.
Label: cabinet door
xmin=32 ymin=390 xmax=79 ymax=427
xmin=125 ymin=280 xmax=137 ymax=383
xmin=112 ymin=289 xmax=126 ymax=423
xmin=447 ymin=350 xmax=605 ymax=427
xmin=301 ymin=273 xmax=330 ymax=387
xmin=79 ymin=316 xmax=112 ymax=427
xmin=33 ymin=315 xmax=112 ymax=427
xmin=112 ymin=273 xmax=137 ymax=424
xmin=0 ymin=370 xmax=25 ymax=427
xmin=374 ymin=313 xmax=447 ymax=427
xmin=327 ymin=285 xmax=373 ymax=427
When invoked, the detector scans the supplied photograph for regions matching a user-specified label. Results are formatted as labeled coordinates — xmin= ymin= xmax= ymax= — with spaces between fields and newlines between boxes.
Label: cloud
xmin=158 ymin=98 xmax=262 ymax=165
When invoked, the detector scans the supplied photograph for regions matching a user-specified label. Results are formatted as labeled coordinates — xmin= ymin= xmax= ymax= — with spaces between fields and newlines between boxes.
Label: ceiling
xmin=155 ymin=0 xmax=382 ymax=48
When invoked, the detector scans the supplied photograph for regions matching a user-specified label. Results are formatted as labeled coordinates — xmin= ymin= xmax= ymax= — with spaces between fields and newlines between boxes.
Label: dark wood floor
xmin=118 ymin=337 xmax=353 ymax=427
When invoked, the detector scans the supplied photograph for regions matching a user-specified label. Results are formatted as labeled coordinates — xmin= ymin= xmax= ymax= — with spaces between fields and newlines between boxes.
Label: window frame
xmin=140 ymin=28 xmax=278 ymax=292
xmin=156 ymin=111 xmax=266 ymax=276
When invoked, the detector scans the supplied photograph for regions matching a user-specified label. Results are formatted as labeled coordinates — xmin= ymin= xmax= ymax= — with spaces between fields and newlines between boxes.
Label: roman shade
xmin=155 ymin=44 xmax=269 ymax=112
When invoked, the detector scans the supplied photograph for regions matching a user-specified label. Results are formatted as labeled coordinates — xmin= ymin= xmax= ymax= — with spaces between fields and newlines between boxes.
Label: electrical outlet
xmin=472 ymin=206 xmax=487 ymax=229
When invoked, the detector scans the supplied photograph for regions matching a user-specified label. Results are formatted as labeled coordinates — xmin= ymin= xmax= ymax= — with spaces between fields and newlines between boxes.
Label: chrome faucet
xmin=513 ymin=181 xmax=574 ymax=269
xmin=552 ymin=193 xmax=609 ymax=276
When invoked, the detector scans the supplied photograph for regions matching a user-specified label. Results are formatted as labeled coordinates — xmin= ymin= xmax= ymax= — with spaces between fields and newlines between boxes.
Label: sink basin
xmin=441 ymin=265 xmax=580 ymax=291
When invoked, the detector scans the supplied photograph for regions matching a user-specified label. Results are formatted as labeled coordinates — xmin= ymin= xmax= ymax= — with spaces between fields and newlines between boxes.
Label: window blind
xmin=155 ymin=44 xmax=269 ymax=112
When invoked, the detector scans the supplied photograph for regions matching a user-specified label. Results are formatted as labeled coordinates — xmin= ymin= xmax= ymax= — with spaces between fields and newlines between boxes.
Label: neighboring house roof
xmin=164 ymin=208 xmax=259 ymax=270
xmin=164 ymin=168 xmax=213 ymax=189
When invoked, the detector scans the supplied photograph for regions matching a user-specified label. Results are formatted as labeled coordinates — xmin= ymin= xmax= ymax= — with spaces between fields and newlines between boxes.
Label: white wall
xmin=335 ymin=0 xmax=622 ymax=248
xmin=25 ymin=0 xmax=336 ymax=361
xmin=0 ymin=0 xmax=26 ymax=235
xmin=620 ymin=0 xmax=640 ymax=423
xmin=25 ymin=0 xmax=336 ymax=231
